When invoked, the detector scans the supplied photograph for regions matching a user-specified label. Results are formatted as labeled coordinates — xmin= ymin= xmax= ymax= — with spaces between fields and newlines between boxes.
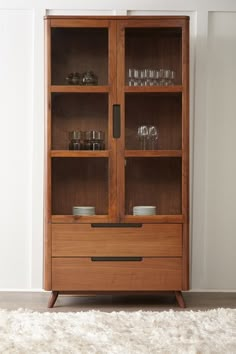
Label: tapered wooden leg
xmin=175 ymin=291 xmax=186 ymax=308
xmin=48 ymin=291 xmax=59 ymax=308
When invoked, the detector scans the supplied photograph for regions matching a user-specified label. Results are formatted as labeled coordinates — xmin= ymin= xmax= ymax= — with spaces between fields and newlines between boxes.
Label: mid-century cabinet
xmin=44 ymin=16 xmax=189 ymax=308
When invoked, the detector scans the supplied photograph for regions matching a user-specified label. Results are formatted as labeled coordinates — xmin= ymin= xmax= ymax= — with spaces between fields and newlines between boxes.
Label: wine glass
xmin=148 ymin=126 xmax=159 ymax=150
xmin=137 ymin=125 xmax=149 ymax=150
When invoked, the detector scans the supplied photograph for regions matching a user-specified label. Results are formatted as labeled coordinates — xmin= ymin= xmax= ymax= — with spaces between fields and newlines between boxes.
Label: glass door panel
xmin=51 ymin=28 xmax=108 ymax=85
xmin=51 ymin=93 xmax=108 ymax=150
xmin=52 ymin=157 xmax=108 ymax=216
xmin=48 ymin=19 xmax=117 ymax=222
xmin=125 ymin=157 xmax=182 ymax=215
xmin=125 ymin=92 xmax=182 ymax=150
xmin=125 ymin=27 xmax=182 ymax=86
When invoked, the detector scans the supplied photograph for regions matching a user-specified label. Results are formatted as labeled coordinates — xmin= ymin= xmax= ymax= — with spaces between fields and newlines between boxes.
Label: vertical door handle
xmin=113 ymin=104 xmax=120 ymax=138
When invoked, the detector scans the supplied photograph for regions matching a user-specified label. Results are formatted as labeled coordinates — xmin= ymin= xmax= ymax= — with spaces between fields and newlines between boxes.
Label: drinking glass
xmin=148 ymin=126 xmax=159 ymax=150
xmin=134 ymin=69 xmax=141 ymax=86
xmin=137 ymin=125 xmax=149 ymax=150
xmin=128 ymin=68 xmax=135 ymax=86
xmin=170 ymin=70 xmax=176 ymax=85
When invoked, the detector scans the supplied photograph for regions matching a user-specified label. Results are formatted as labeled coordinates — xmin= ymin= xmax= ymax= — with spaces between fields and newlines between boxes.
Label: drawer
xmin=52 ymin=257 xmax=182 ymax=291
xmin=52 ymin=223 xmax=182 ymax=257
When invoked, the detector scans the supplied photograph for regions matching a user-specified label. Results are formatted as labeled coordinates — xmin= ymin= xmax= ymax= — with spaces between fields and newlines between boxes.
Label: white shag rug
xmin=0 ymin=308 xmax=236 ymax=354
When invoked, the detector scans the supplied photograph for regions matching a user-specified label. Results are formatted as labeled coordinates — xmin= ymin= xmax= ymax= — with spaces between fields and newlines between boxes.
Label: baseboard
xmin=187 ymin=289 xmax=236 ymax=292
xmin=0 ymin=289 xmax=236 ymax=292
xmin=0 ymin=289 xmax=47 ymax=292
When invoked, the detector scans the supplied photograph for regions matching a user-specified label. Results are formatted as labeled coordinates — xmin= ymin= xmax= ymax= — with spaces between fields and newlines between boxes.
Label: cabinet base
xmin=175 ymin=291 xmax=186 ymax=308
xmin=47 ymin=291 xmax=186 ymax=308
xmin=48 ymin=291 xmax=59 ymax=308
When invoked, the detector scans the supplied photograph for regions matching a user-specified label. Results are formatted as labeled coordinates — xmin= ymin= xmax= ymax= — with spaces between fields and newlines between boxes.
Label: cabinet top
xmin=44 ymin=15 xmax=189 ymax=21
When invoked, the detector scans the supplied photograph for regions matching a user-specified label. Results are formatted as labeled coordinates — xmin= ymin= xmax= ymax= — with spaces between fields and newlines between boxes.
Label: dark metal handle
xmin=91 ymin=257 xmax=143 ymax=262
xmin=113 ymin=104 xmax=120 ymax=138
xmin=91 ymin=223 xmax=142 ymax=228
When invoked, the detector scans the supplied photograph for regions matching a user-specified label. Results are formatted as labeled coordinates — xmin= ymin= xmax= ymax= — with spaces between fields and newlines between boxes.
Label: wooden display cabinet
xmin=44 ymin=16 xmax=189 ymax=308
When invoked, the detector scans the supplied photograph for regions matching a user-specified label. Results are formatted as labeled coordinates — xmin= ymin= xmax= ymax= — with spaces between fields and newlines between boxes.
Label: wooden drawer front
xmin=52 ymin=224 xmax=182 ymax=257
xmin=52 ymin=257 xmax=182 ymax=291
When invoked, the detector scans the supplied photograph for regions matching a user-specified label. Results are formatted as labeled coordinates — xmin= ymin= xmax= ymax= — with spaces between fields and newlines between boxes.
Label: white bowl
xmin=133 ymin=206 xmax=156 ymax=216
xmin=73 ymin=206 xmax=95 ymax=216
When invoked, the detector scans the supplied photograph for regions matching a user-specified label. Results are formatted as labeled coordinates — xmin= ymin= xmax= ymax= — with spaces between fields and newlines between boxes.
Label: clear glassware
xmin=137 ymin=125 xmax=149 ymax=150
xmin=133 ymin=69 xmax=140 ymax=86
xmin=128 ymin=68 xmax=135 ymax=86
xmin=148 ymin=126 xmax=159 ymax=150
xmin=170 ymin=70 xmax=176 ymax=85
xmin=153 ymin=70 xmax=160 ymax=86
xmin=159 ymin=69 xmax=165 ymax=86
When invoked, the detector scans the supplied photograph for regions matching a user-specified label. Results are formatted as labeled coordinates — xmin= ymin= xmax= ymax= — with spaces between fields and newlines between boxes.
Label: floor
xmin=0 ymin=292 xmax=235 ymax=312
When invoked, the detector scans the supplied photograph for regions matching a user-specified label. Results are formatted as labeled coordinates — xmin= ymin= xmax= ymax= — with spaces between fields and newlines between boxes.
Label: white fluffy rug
xmin=0 ymin=308 xmax=236 ymax=353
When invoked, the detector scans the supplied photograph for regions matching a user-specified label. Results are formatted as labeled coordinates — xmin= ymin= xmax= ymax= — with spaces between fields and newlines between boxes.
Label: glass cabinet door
xmin=116 ymin=18 xmax=187 ymax=221
xmin=46 ymin=19 xmax=117 ymax=223
xmin=51 ymin=26 xmax=109 ymax=86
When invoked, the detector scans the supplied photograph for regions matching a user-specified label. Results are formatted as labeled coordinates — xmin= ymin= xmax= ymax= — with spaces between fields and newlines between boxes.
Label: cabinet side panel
xmin=44 ymin=224 xmax=52 ymax=290
xmin=182 ymin=18 xmax=190 ymax=290
xmin=44 ymin=19 xmax=52 ymax=290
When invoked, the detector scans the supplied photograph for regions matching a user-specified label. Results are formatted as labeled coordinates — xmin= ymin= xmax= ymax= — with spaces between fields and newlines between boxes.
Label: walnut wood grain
xmin=182 ymin=18 xmax=190 ymax=290
xmin=107 ymin=19 xmax=118 ymax=222
xmin=123 ymin=215 xmax=184 ymax=223
xmin=175 ymin=291 xmax=186 ymax=308
xmin=124 ymin=150 xmax=182 ymax=158
xmin=125 ymin=157 xmax=182 ymax=215
xmin=51 ymin=93 xmax=108 ymax=150
xmin=51 ymin=26 xmax=109 ymax=85
xmin=46 ymin=16 xmax=190 ymax=21
xmin=124 ymin=85 xmax=183 ymax=93
xmin=48 ymin=291 xmax=59 ymax=308
xmin=44 ymin=16 xmax=189 ymax=301
xmin=125 ymin=93 xmax=182 ymax=150
xmin=52 ymin=157 xmax=109 ymax=216
xmin=44 ymin=19 xmax=52 ymax=290
xmin=52 ymin=258 xmax=182 ymax=291
xmin=52 ymin=223 xmax=182 ymax=257
xmin=51 ymin=85 xmax=110 ymax=93
xmin=51 ymin=151 xmax=109 ymax=158
xmin=51 ymin=215 xmax=109 ymax=223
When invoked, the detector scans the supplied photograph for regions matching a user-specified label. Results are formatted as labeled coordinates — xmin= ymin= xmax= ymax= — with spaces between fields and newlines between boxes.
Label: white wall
xmin=0 ymin=10 xmax=33 ymax=288
xmin=0 ymin=0 xmax=236 ymax=290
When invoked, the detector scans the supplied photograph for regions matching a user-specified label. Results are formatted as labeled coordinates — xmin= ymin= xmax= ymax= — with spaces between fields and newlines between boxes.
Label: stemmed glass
xmin=137 ymin=125 xmax=159 ymax=150
xmin=148 ymin=126 xmax=159 ymax=150
xmin=137 ymin=125 xmax=149 ymax=150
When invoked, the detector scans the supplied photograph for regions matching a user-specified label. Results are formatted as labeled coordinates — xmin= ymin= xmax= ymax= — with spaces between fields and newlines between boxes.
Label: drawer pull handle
xmin=113 ymin=104 xmax=120 ymax=138
xmin=91 ymin=223 xmax=142 ymax=228
xmin=91 ymin=257 xmax=143 ymax=262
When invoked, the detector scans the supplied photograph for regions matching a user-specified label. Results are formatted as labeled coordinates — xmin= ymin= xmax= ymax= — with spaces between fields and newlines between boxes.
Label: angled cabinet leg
xmin=48 ymin=291 xmax=59 ymax=308
xmin=175 ymin=291 xmax=186 ymax=308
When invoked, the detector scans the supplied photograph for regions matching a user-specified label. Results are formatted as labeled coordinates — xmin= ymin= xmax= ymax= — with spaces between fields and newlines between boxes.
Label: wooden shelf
xmin=52 ymin=215 xmax=183 ymax=224
xmin=124 ymin=215 xmax=184 ymax=223
xmin=51 ymin=85 xmax=110 ymax=93
xmin=124 ymin=85 xmax=183 ymax=93
xmin=51 ymin=150 xmax=109 ymax=158
xmin=52 ymin=215 xmax=109 ymax=223
xmin=125 ymin=150 xmax=182 ymax=157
